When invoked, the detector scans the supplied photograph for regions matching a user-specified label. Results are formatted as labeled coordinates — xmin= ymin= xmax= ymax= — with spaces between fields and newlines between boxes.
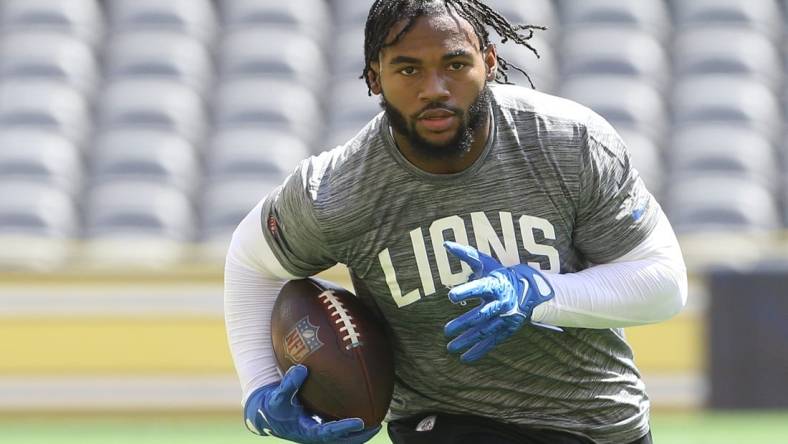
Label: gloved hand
xmin=244 ymin=364 xmax=381 ymax=443
xmin=443 ymin=242 xmax=562 ymax=363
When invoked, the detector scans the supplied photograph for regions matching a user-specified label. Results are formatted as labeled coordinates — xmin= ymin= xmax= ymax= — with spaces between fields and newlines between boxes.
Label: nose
xmin=417 ymin=70 xmax=450 ymax=103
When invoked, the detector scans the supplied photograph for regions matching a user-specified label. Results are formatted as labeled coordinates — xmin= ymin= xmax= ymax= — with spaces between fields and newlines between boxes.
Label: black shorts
xmin=387 ymin=413 xmax=653 ymax=444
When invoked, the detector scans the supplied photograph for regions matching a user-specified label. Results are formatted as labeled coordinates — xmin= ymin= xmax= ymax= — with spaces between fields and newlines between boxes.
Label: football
xmin=270 ymin=278 xmax=395 ymax=427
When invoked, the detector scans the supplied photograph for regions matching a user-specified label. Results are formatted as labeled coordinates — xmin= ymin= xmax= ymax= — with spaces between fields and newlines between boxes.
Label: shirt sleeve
xmin=260 ymin=157 xmax=338 ymax=276
xmin=572 ymin=113 xmax=660 ymax=263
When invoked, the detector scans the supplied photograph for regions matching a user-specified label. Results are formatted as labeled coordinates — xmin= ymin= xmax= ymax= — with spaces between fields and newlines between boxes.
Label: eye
xmin=448 ymin=62 xmax=466 ymax=71
xmin=400 ymin=66 xmax=418 ymax=76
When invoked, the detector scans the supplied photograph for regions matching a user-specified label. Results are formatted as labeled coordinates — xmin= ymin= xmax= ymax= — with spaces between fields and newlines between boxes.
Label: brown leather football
xmin=270 ymin=278 xmax=394 ymax=427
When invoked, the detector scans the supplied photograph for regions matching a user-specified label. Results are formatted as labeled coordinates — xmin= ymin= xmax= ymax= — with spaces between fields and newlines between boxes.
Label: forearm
xmin=224 ymin=200 xmax=298 ymax=403
xmin=533 ymin=212 xmax=688 ymax=328
xmin=224 ymin=257 xmax=284 ymax=402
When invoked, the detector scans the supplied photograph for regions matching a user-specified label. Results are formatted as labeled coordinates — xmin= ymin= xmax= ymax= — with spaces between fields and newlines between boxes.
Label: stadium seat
xmin=0 ymin=130 xmax=82 ymax=197
xmin=784 ymin=46 xmax=788 ymax=111
xmin=0 ymin=181 xmax=77 ymax=238
xmin=665 ymin=176 xmax=780 ymax=234
xmin=200 ymin=178 xmax=281 ymax=243
xmin=0 ymin=180 xmax=77 ymax=269
xmin=673 ymin=27 xmax=781 ymax=92
xmin=207 ymin=149 xmax=295 ymax=185
xmin=98 ymin=79 xmax=207 ymax=147
xmin=84 ymin=180 xmax=195 ymax=241
xmin=335 ymin=0 xmax=557 ymax=30
xmin=207 ymin=128 xmax=308 ymax=181
xmin=332 ymin=25 xmax=367 ymax=79
xmin=784 ymin=129 xmax=788 ymax=169
xmin=333 ymin=0 xmax=377 ymax=27
xmin=326 ymin=125 xmax=373 ymax=151
xmin=783 ymin=180 xmax=788 ymax=228
xmin=672 ymin=76 xmax=781 ymax=144
xmin=221 ymin=0 xmax=330 ymax=43
xmin=82 ymin=180 xmax=197 ymax=267
xmin=559 ymin=76 xmax=666 ymax=143
xmin=219 ymin=28 xmax=326 ymax=94
xmin=0 ymin=80 xmax=91 ymax=147
xmin=105 ymin=31 xmax=213 ymax=96
xmin=213 ymin=79 xmax=322 ymax=144
xmin=0 ymin=0 xmax=104 ymax=47
xmin=669 ymin=125 xmax=778 ymax=191
xmin=91 ymin=129 xmax=199 ymax=195
xmin=483 ymin=0 xmax=558 ymax=36
xmin=327 ymin=79 xmax=381 ymax=144
xmin=494 ymin=35 xmax=557 ymax=93
xmin=558 ymin=0 xmax=670 ymax=40
xmin=107 ymin=0 xmax=217 ymax=46
xmin=671 ymin=0 xmax=782 ymax=40
xmin=0 ymin=32 xmax=99 ymax=96
xmin=616 ymin=129 xmax=663 ymax=196
xmin=560 ymin=27 xmax=668 ymax=91
xmin=199 ymin=177 xmax=283 ymax=261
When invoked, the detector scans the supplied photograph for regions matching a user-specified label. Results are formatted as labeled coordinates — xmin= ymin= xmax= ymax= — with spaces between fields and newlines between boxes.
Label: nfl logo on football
xmin=284 ymin=316 xmax=324 ymax=363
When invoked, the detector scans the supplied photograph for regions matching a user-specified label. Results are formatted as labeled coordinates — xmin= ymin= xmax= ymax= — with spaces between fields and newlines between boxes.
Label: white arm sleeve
xmin=224 ymin=199 xmax=299 ymax=403
xmin=532 ymin=211 xmax=688 ymax=328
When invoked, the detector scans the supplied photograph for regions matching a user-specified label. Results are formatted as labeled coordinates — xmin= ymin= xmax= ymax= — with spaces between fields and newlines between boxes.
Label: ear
xmin=367 ymin=61 xmax=382 ymax=95
xmin=483 ymin=44 xmax=498 ymax=81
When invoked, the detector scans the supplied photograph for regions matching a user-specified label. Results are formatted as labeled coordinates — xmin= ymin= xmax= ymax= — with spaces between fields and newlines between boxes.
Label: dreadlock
xmin=361 ymin=0 xmax=546 ymax=94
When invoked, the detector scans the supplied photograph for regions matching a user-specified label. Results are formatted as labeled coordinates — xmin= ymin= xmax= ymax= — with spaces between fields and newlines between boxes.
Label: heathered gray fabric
xmin=260 ymin=85 xmax=659 ymax=443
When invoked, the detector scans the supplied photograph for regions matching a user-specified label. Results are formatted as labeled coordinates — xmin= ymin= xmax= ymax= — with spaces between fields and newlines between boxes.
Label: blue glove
xmin=443 ymin=242 xmax=563 ymax=363
xmin=244 ymin=364 xmax=381 ymax=443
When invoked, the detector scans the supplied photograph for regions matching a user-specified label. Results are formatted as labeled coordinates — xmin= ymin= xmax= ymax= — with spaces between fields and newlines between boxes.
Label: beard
xmin=381 ymin=84 xmax=492 ymax=160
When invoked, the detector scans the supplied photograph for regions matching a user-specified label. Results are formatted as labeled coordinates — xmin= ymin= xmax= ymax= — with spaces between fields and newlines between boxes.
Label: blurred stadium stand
xmin=0 ymin=0 xmax=782 ymax=270
xmin=0 ymin=0 xmax=787 ymax=413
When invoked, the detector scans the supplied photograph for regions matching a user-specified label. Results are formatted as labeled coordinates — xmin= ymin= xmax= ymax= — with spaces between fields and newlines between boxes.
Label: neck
xmin=392 ymin=113 xmax=491 ymax=174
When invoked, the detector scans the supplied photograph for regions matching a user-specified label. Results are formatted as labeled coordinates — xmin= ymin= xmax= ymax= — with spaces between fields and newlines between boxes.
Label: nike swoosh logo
xmin=256 ymin=409 xmax=273 ymax=436
xmin=519 ymin=278 xmax=529 ymax=307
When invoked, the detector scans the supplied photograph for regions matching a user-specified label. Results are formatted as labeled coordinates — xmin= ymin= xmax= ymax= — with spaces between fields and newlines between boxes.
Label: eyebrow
xmin=388 ymin=49 xmax=473 ymax=66
xmin=389 ymin=55 xmax=422 ymax=65
xmin=443 ymin=49 xmax=471 ymax=60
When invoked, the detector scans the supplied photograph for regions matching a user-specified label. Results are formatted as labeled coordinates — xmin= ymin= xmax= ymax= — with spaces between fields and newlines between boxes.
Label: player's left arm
xmin=443 ymin=112 xmax=687 ymax=362
xmin=447 ymin=208 xmax=686 ymax=324
xmin=532 ymin=208 xmax=687 ymax=328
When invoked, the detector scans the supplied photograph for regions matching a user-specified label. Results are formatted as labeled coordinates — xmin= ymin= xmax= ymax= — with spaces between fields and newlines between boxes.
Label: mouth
xmin=417 ymin=108 xmax=457 ymax=132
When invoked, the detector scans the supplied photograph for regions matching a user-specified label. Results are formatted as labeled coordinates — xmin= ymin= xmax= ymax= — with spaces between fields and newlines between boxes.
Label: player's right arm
xmin=224 ymin=161 xmax=379 ymax=443
xmin=224 ymin=198 xmax=298 ymax=401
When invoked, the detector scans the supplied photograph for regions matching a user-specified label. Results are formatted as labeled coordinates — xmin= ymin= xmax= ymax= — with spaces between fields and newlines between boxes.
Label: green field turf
xmin=1 ymin=411 xmax=786 ymax=444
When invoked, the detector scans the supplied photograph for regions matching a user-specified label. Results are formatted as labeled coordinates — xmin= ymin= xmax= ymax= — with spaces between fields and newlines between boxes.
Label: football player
xmin=224 ymin=1 xmax=687 ymax=443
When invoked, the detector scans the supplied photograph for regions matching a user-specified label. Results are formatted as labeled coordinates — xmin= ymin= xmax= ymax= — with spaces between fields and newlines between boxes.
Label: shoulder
xmin=491 ymin=84 xmax=619 ymax=143
xmin=492 ymin=84 xmax=592 ymax=123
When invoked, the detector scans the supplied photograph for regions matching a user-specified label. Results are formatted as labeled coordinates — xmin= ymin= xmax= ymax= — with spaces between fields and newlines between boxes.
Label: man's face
xmin=369 ymin=13 xmax=497 ymax=159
